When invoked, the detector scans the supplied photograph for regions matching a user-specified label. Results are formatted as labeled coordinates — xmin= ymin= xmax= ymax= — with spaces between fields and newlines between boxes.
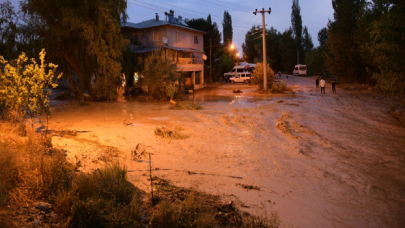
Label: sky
xmin=8 ymin=0 xmax=334 ymax=56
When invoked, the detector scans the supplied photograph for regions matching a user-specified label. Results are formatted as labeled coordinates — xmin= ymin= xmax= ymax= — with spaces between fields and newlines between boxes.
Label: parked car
xmin=293 ymin=64 xmax=307 ymax=76
xmin=229 ymin=73 xmax=251 ymax=84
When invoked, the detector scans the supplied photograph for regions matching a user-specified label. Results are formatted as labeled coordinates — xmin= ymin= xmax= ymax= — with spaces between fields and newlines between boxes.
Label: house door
xmin=195 ymin=71 xmax=201 ymax=84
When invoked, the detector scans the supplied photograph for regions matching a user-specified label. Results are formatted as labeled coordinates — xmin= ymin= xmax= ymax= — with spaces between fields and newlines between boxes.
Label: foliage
xmin=291 ymin=0 xmax=303 ymax=63
xmin=169 ymin=101 xmax=203 ymax=110
xmin=0 ymin=49 xmax=62 ymax=121
xmin=302 ymin=26 xmax=314 ymax=54
xmin=326 ymin=0 xmax=368 ymax=83
xmin=0 ymin=1 xmax=19 ymax=60
xmin=143 ymin=50 xmax=180 ymax=100
xmin=222 ymin=11 xmax=233 ymax=45
xmin=279 ymin=28 xmax=297 ymax=74
xmin=251 ymin=62 xmax=275 ymax=90
xmin=271 ymin=81 xmax=293 ymax=94
xmin=317 ymin=27 xmax=328 ymax=46
xmin=20 ymin=0 xmax=129 ymax=100
xmin=366 ymin=0 xmax=405 ymax=93
xmin=305 ymin=42 xmax=329 ymax=75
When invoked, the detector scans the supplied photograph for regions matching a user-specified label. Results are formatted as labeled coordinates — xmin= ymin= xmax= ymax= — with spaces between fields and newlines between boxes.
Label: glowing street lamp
xmin=230 ymin=44 xmax=235 ymax=50
xmin=236 ymin=52 xmax=240 ymax=57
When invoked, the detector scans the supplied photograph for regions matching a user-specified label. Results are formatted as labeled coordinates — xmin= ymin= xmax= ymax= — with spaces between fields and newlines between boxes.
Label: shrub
xmin=251 ymin=62 xmax=275 ymax=90
xmin=0 ymin=49 xmax=62 ymax=122
xmin=143 ymin=50 xmax=181 ymax=100
xmin=271 ymin=81 xmax=293 ymax=94
xmin=169 ymin=101 xmax=203 ymax=110
xmin=67 ymin=164 xmax=142 ymax=227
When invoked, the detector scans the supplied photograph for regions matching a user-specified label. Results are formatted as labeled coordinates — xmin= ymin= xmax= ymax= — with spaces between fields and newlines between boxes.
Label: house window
xmin=177 ymin=33 xmax=181 ymax=42
xmin=194 ymin=36 xmax=198 ymax=44
xmin=153 ymin=32 xmax=160 ymax=41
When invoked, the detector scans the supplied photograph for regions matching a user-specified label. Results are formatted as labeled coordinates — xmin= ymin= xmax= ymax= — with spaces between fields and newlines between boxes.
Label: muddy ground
xmin=44 ymin=75 xmax=405 ymax=228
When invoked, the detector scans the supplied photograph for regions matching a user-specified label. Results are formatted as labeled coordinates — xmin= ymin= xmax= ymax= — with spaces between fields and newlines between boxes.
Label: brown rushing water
xmin=45 ymin=76 xmax=405 ymax=228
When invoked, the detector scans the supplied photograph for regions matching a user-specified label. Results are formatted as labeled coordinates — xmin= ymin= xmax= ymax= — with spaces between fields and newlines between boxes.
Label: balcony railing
xmin=177 ymin=57 xmax=203 ymax=65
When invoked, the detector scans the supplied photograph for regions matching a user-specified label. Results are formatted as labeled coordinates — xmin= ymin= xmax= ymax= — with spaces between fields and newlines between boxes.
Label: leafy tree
xmin=0 ymin=0 xmax=19 ymax=60
xmin=366 ymin=0 xmax=405 ymax=93
xmin=20 ymin=0 xmax=129 ymax=100
xmin=291 ymin=0 xmax=303 ymax=64
xmin=326 ymin=0 xmax=367 ymax=83
xmin=317 ymin=27 xmax=328 ymax=46
xmin=279 ymin=28 xmax=297 ymax=74
xmin=143 ymin=50 xmax=179 ymax=100
xmin=242 ymin=26 xmax=262 ymax=64
xmin=305 ymin=41 xmax=329 ymax=75
xmin=222 ymin=11 xmax=233 ymax=45
xmin=0 ymin=49 xmax=62 ymax=122
xmin=302 ymin=26 xmax=314 ymax=55
xmin=251 ymin=62 xmax=275 ymax=90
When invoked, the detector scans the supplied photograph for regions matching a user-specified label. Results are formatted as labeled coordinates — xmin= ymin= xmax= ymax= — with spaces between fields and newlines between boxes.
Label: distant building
xmin=121 ymin=10 xmax=206 ymax=90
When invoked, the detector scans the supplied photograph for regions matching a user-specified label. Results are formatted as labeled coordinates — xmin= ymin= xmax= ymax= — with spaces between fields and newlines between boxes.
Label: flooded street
xmin=46 ymin=76 xmax=405 ymax=228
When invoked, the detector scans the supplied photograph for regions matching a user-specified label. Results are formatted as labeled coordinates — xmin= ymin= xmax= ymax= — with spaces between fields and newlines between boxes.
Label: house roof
xmin=121 ymin=18 xmax=206 ymax=34
xmin=132 ymin=46 xmax=204 ymax=54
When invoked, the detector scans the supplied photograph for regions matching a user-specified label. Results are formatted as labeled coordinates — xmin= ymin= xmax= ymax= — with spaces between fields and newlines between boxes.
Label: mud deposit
xmin=45 ymin=76 xmax=405 ymax=228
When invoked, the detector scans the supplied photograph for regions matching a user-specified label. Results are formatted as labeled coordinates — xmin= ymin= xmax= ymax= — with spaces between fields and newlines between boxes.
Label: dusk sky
xmin=8 ymin=0 xmax=334 ymax=55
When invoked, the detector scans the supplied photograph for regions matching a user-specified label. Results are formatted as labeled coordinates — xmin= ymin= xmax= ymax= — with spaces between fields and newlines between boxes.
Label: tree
xmin=20 ymin=0 xmax=129 ymax=100
xmin=279 ymin=28 xmax=297 ymax=74
xmin=326 ymin=0 xmax=367 ymax=83
xmin=302 ymin=26 xmax=314 ymax=55
xmin=242 ymin=26 xmax=263 ymax=63
xmin=291 ymin=0 xmax=303 ymax=64
xmin=222 ymin=11 xmax=233 ymax=45
xmin=143 ymin=50 xmax=179 ymax=100
xmin=366 ymin=0 xmax=405 ymax=93
xmin=0 ymin=0 xmax=19 ymax=60
xmin=317 ymin=27 xmax=328 ymax=46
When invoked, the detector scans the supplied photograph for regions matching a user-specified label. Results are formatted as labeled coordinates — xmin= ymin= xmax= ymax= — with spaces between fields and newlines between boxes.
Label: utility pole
xmin=254 ymin=8 xmax=271 ymax=90
xmin=210 ymin=38 xmax=212 ymax=83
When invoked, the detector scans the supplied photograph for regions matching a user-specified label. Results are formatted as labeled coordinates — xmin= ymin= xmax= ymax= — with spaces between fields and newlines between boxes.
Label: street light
xmin=236 ymin=53 xmax=240 ymax=57
xmin=230 ymin=44 xmax=235 ymax=50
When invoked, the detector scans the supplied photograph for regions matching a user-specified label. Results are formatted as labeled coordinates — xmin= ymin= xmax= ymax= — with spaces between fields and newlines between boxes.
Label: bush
xmin=271 ymin=81 xmax=293 ymax=94
xmin=251 ymin=62 xmax=275 ymax=90
xmin=143 ymin=50 xmax=181 ymax=100
xmin=0 ymin=49 xmax=62 ymax=122
xmin=169 ymin=101 xmax=203 ymax=110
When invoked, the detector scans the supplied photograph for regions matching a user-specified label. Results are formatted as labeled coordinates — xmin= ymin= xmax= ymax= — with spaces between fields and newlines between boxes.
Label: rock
xmin=35 ymin=202 xmax=52 ymax=212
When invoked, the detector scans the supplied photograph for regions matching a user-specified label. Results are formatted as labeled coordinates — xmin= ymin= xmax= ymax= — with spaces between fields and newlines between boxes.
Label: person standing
xmin=331 ymin=77 xmax=336 ymax=93
xmin=320 ymin=77 xmax=326 ymax=95
xmin=315 ymin=74 xmax=319 ymax=88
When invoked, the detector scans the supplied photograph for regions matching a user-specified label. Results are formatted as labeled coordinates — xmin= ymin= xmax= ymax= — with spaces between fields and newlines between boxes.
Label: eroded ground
xmin=45 ymin=76 xmax=405 ymax=228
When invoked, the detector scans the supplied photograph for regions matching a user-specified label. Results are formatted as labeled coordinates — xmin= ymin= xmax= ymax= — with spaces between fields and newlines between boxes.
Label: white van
xmin=293 ymin=64 xmax=307 ymax=76
xmin=224 ymin=66 xmax=248 ymax=78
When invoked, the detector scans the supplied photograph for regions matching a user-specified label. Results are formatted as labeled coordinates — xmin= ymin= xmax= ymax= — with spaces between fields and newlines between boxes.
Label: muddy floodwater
xmin=46 ymin=76 xmax=405 ymax=228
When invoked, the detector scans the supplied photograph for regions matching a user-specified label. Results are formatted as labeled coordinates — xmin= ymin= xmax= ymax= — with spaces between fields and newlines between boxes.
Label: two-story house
xmin=121 ymin=11 xmax=206 ymax=90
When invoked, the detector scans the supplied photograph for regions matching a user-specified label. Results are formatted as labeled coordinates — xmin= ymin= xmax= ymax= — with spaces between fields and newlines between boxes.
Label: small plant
xmin=154 ymin=125 xmax=189 ymax=140
xmin=271 ymin=81 xmax=294 ymax=94
xmin=169 ymin=101 xmax=203 ymax=110
xmin=0 ymin=49 xmax=62 ymax=122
